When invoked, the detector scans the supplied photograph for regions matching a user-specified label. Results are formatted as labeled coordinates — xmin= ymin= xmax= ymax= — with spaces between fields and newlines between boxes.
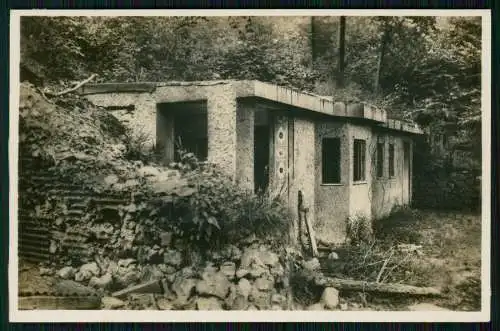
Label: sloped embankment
xmin=18 ymin=82 xmax=183 ymax=264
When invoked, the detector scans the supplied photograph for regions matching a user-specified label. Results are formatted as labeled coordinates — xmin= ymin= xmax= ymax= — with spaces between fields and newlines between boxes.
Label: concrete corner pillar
xmin=207 ymin=85 xmax=238 ymax=179
xmin=236 ymin=101 xmax=255 ymax=191
xmin=156 ymin=108 xmax=175 ymax=165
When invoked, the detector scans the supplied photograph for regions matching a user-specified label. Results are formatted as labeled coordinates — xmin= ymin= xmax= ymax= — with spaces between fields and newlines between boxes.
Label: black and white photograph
xmin=9 ymin=10 xmax=491 ymax=322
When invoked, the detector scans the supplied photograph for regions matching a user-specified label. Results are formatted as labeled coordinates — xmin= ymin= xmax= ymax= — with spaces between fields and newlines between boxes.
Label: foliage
xmin=122 ymin=127 xmax=159 ymax=163
xmin=152 ymin=148 xmax=292 ymax=250
xmin=345 ymin=214 xmax=373 ymax=246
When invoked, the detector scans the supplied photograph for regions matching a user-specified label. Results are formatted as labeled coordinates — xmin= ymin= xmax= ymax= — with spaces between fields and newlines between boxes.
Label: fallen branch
xmin=46 ymin=74 xmax=98 ymax=97
xmin=381 ymin=251 xmax=412 ymax=283
xmin=376 ymin=247 xmax=394 ymax=283
xmin=315 ymin=275 xmax=441 ymax=296
xmin=36 ymin=87 xmax=54 ymax=104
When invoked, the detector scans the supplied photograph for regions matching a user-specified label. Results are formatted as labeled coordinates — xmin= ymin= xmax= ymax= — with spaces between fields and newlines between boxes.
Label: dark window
xmin=389 ymin=143 xmax=395 ymax=177
xmin=376 ymin=142 xmax=384 ymax=178
xmin=172 ymin=102 xmax=208 ymax=162
xmin=322 ymin=138 xmax=341 ymax=184
xmin=353 ymin=139 xmax=366 ymax=182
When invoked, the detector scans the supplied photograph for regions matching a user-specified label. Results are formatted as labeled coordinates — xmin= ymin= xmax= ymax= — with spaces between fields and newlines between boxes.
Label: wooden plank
xmin=79 ymin=83 xmax=156 ymax=95
xmin=303 ymin=211 xmax=319 ymax=257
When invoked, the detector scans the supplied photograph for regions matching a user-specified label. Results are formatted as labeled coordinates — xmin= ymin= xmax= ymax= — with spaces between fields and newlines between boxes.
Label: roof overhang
xmin=79 ymin=80 xmax=424 ymax=135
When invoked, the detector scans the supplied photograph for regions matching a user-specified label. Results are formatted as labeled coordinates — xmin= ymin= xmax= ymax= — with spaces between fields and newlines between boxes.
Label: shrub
xmin=154 ymin=148 xmax=292 ymax=250
xmin=122 ymin=127 xmax=160 ymax=163
xmin=345 ymin=214 xmax=373 ymax=246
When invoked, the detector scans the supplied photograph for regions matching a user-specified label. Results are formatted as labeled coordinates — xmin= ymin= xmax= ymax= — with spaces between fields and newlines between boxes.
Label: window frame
xmin=353 ymin=139 xmax=366 ymax=182
xmin=321 ymin=137 xmax=342 ymax=185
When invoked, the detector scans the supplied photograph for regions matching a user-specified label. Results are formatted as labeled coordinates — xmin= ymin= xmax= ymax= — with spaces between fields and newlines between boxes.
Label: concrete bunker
xmin=79 ymin=80 xmax=423 ymax=245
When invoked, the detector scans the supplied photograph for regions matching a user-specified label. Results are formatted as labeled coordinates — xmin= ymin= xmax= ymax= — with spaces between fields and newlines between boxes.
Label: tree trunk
xmin=374 ymin=22 xmax=392 ymax=95
xmin=315 ymin=275 xmax=441 ymax=296
xmin=336 ymin=16 xmax=346 ymax=89
xmin=311 ymin=16 xmax=316 ymax=65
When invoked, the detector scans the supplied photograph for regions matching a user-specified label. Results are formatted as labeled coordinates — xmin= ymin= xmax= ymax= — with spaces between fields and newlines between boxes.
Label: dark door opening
xmin=403 ymin=141 xmax=411 ymax=202
xmin=254 ymin=125 xmax=270 ymax=194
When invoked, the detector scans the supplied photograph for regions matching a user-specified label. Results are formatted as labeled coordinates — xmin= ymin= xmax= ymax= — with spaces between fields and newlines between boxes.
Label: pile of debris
xmin=32 ymin=238 xmax=293 ymax=310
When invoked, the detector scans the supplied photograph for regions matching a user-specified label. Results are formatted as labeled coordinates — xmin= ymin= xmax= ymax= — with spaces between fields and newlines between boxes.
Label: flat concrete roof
xmin=79 ymin=80 xmax=423 ymax=135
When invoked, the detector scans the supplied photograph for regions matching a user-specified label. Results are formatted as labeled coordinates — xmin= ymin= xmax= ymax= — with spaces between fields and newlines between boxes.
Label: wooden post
xmin=298 ymin=190 xmax=318 ymax=257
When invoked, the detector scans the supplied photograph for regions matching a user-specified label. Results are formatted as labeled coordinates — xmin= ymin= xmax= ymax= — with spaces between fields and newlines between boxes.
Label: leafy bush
xmin=154 ymin=148 xmax=292 ymax=249
xmin=122 ymin=127 xmax=160 ymax=163
xmin=345 ymin=214 xmax=373 ymax=246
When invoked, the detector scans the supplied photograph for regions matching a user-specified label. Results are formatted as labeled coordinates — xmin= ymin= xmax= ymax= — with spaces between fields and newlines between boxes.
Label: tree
xmin=336 ymin=16 xmax=346 ymax=88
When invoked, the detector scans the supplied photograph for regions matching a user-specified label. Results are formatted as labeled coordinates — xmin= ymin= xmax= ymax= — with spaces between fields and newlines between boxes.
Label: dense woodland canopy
xmin=20 ymin=15 xmax=481 ymax=144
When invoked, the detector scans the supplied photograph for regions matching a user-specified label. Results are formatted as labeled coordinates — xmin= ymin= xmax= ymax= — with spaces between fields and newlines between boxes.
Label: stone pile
xmin=56 ymin=236 xmax=291 ymax=310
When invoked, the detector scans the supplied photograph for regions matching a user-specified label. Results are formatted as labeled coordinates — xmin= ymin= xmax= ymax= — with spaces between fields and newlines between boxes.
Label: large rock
xmin=128 ymin=293 xmax=157 ymax=310
xmin=221 ymin=245 xmax=242 ymax=262
xmin=224 ymin=284 xmax=249 ymax=310
xmin=236 ymin=268 xmax=250 ymax=279
xmin=172 ymin=277 xmax=197 ymax=301
xmin=75 ymin=262 xmax=101 ymax=282
xmin=106 ymin=261 xmax=118 ymax=275
xmin=248 ymin=287 xmax=271 ymax=310
xmin=89 ymin=273 xmax=113 ymax=290
xmin=237 ymin=278 xmax=252 ymax=299
xmin=196 ymin=297 xmax=223 ymax=310
xmin=231 ymin=295 xmax=249 ymax=310
xmin=328 ymin=251 xmax=340 ymax=260
xmin=320 ymin=287 xmax=339 ymax=309
xmin=57 ymin=266 xmax=76 ymax=280
xmin=117 ymin=258 xmax=136 ymax=268
xmin=271 ymin=294 xmax=286 ymax=306
xmin=137 ymin=246 xmax=161 ymax=264
xmin=196 ymin=271 xmax=231 ymax=299
xmin=307 ymin=303 xmax=325 ymax=310
xmin=113 ymin=260 xmax=140 ymax=289
xmin=303 ymin=258 xmax=321 ymax=271
xmin=270 ymin=264 xmax=285 ymax=278
xmin=249 ymin=263 xmax=268 ymax=278
xmin=240 ymin=248 xmax=262 ymax=269
xmin=101 ymin=296 xmax=125 ymax=310
xmin=138 ymin=166 xmax=161 ymax=177
xmin=156 ymin=297 xmax=174 ymax=310
xmin=54 ymin=280 xmax=97 ymax=296
xmin=220 ymin=262 xmax=236 ymax=280
xmin=258 ymin=250 xmax=279 ymax=267
xmin=140 ymin=265 xmax=165 ymax=282
xmin=254 ymin=275 xmax=274 ymax=291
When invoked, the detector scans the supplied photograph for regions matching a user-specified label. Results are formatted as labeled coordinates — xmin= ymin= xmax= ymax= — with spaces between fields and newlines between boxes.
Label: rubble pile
xmin=50 ymin=238 xmax=293 ymax=310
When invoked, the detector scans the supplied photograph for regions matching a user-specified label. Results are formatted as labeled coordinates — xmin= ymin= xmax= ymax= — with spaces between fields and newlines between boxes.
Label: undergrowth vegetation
xmin=323 ymin=207 xmax=481 ymax=310
xmin=144 ymin=148 xmax=292 ymax=251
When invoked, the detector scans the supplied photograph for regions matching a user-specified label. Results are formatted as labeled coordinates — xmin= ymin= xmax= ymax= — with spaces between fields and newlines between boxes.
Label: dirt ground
xmin=17 ymin=209 xmax=482 ymax=311
xmin=325 ymin=208 xmax=483 ymax=311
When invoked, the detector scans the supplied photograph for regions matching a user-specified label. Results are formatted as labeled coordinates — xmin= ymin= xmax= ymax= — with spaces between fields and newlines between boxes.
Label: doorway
xmin=254 ymin=125 xmax=270 ymax=194
xmin=403 ymin=141 xmax=411 ymax=204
